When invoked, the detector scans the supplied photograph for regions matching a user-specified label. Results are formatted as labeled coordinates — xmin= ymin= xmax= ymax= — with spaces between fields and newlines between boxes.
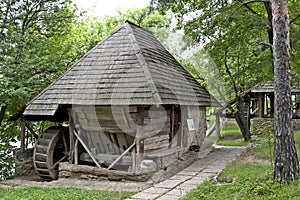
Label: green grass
xmin=219 ymin=125 xmax=241 ymax=137
xmin=214 ymin=125 xmax=250 ymax=146
xmin=0 ymin=187 xmax=134 ymax=200
xmin=181 ymin=130 xmax=300 ymax=200
xmin=217 ymin=138 xmax=249 ymax=146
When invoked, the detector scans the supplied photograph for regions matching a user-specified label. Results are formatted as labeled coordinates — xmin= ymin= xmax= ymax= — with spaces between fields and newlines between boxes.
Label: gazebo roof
xmin=251 ymin=82 xmax=300 ymax=93
xmin=24 ymin=21 xmax=219 ymax=117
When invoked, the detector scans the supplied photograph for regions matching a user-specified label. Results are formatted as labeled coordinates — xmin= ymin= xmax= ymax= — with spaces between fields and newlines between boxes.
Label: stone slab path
xmin=127 ymin=144 xmax=249 ymax=200
xmin=0 ymin=142 xmax=249 ymax=199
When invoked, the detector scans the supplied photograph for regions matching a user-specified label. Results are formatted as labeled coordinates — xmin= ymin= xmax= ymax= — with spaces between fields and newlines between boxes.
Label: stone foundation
xmin=14 ymin=148 xmax=199 ymax=183
xmin=252 ymin=118 xmax=300 ymax=135
xmin=14 ymin=148 xmax=37 ymax=176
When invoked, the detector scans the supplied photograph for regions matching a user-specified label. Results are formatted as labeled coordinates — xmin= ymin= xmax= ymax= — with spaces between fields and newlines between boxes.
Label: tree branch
xmin=256 ymin=40 xmax=272 ymax=48
xmin=230 ymin=0 xmax=270 ymax=20
xmin=236 ymin=0 xmax=260 ymax=16
xmin=290 ymin=14 xmax=300 ymax=24
xmin=237 ymin=0 xmax=270 ymax=6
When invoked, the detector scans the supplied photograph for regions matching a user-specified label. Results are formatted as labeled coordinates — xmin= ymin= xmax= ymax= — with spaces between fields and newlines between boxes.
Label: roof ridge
xmin=124 ymin=22 xmax=163 ymax=104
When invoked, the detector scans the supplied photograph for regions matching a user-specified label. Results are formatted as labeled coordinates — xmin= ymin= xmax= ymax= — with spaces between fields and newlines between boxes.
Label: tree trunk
xmin=234 ymin=97 xmax=251 ymax=141
xmin=271 ymin=0 xmax=299 ymax=181
xmin=0 ymin=105 xmax=7 ymax=126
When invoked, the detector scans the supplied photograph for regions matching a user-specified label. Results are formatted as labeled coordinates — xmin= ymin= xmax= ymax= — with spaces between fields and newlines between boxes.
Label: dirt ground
xmin=0 ymin=174 xmax=150 ymax=192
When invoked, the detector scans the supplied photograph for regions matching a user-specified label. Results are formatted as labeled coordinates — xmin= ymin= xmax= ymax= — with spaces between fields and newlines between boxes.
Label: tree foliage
xmin=152 ymin=0 xmax=300 ymax=99
xmin=0 ymin=0 xmax=171 ymax=179
xmin=152 ymin=0 xmax=300 ymax=180
xmin=0 ymin=0 xmax=81 ymax=179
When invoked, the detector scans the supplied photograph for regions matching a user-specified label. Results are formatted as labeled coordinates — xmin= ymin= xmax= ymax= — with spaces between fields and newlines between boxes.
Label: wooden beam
xmin=258 ymin=93 xmax=263 ymax=117
xmin=107 ymin=141 xmax=136 ymax=170
xmin=135 ymin=126 xmax=144 ymax=172
xmin=73 ymin=129 xmax=101 ymax=168
xmin=68 ymin=109 xmax=75 ymax=164
xmin=171 ymin=105 xmax=175 ymax=141
xmin=20 ymin=119 xmax=26 ymax=151
xmin=25 ymin=122 xmax=38 ymax=139
xmin=74 ymin=139 xmax=79 ymax=165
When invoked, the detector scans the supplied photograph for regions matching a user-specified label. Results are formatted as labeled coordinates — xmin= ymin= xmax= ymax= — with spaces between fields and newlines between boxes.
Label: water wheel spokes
xmin=33 ymin=126 xmax=69 ymax=181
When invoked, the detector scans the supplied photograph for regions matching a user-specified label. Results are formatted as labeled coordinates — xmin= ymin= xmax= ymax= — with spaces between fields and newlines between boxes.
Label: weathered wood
xmin=206 ymin=122 xmax=216 ymax=137
xmin=108 ymin=133 xmax=121 ymax=154
xmin=178 ymin=106 xmax=186 ymax=147
xmin=20 ymin=119 xmax=26 ymax=151
xmin=116 ymin=134 xmax=126 ymax=152
xmin=135 ymin=126 xmax=144 ymax=172
xmin=198 ymin=106 xmax=207 ymax=146
xmin=171 ymin=105 xmax=175 ymax=141
xmin=59 ymin=162 xmax=152 ymax=182
xmin=107 ymin=142 xmax=136 ymax=170
xmin=25 ymin=122 xmax=38 ymax=139
xmin=74 ymin=139 xmax=79 ymax=164
xmin=144 ymin=141 xmax=169 ymax=151
xmin=144 ymin=135 xmax=169 ymax=145
xmin=68 ymin=110 xmax=75 ymax=164
xmin=146 ymin=146 xmax=184 ymax=158
xmin=73 ymin=129 xmax=101 ymax=168
xmin=258 ymin=93 xmax=263 ymax=117
xmin=80 ymin=153 xmax=132 ymax=166
xmin=215 ymin=115 xmax=221 ymax=139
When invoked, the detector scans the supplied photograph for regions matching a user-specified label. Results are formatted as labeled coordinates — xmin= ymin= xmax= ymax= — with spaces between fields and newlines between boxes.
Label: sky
xmin=73 ymin=0 xmax=151 ymax=18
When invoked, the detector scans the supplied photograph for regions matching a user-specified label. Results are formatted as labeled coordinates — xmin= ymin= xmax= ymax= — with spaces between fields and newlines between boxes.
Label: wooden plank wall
xmin=72 ymin=105 xmax=179 ymax=155
xmin=143 ymin=106 xmax=171 ymax=152
xmin=73 ymin=106 xmax=137 ymax=155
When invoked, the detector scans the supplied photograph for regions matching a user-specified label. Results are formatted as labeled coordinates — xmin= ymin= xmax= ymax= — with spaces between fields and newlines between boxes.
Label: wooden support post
xmin=199 ymin=106 xmax=207 ymax=141
xmin=74 ymin=139 xmax=79 ymax=165
xmin=20 ymin=118 xmax=26 ymax=151
xmin=258 ymin=93 xmax=263 ymax=118
xmin=25 ymin=122 xmax=38 ymax=139
xmin=68 ymin=109 xmax=75 ymax=164
xmin=133 ymin=106 xmax=145 ymax=172
xmin=215 ymin=114 xmax=221 ymax=139
xmin=178 ymin=106 xmax=185 ymax=147
xmin=135 ymin=126 xmax=144 ymax=172
xmin=171 ymin=105 xmax=175 ymax=141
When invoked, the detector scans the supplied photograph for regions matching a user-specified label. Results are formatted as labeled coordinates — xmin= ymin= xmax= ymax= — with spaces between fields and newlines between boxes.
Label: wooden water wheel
xmin=33 ymin=126 xmax=69 ymax=181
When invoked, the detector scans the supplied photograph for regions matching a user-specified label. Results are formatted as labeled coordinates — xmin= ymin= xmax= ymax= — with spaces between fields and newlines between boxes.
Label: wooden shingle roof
xmin=251 ymin=82 xmax=300 ymax=93
xmin=24 ymin=21 xmax=219 ymax=117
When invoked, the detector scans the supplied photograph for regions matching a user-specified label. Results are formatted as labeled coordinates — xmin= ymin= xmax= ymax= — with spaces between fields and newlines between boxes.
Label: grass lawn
xmin=181 ymin=128 xmax=300 ymax=200
xmin=209 ymin=124 xmax=250 ymax=146
xmin=0 ymin=187 xmax=134 ymax=200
